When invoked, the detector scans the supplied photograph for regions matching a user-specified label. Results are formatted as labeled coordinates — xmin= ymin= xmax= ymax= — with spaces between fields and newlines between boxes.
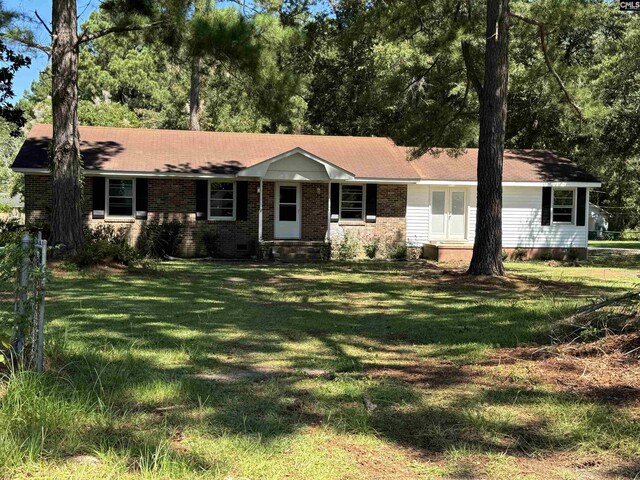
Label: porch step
xmin=261 ymin=241 xmax=328 ymax=261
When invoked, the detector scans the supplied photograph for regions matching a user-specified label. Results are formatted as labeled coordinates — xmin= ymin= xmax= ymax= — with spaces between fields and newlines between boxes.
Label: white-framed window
xmin=209 ymin=180 xmax=236 ymax=220
xmin=340 ymin=184 xmax=365 ymax=221
xmin=106 ymin=178 xmax=135 ymax=218
xmin=552 ymin=188 xmax=575 ymax=224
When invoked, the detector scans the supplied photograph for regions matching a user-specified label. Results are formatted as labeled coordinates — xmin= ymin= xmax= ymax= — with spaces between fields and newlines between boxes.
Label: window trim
xmin=208 ymin=179 xmax=237 ymax=221
xmin=105 ymin=177 xmax=136 ymax=219
xmin=339 ymin=183 xmax=366 ymax=222
xmin=551 ymin=187 xmax=576 ymax=225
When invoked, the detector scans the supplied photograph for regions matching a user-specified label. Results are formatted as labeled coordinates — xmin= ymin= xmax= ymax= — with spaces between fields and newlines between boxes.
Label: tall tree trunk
xmin=188 ymin=54 xmax=201 ymax=131
xmin=50 ymin=0 xmax=83 ymax=253
xmin=468 ymin=0 xmax=510 ymax=276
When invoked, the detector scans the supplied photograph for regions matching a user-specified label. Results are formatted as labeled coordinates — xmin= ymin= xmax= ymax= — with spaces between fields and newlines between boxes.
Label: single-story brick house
xmin=12 ymin=124 xmax=600 ymax=261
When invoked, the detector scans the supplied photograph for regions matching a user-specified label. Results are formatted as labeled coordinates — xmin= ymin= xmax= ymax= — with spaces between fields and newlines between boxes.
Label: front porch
xmin=422 ymin=242 xmax=474 ymax=262
xmin=242 ymin=148 xmax=354 ymax=245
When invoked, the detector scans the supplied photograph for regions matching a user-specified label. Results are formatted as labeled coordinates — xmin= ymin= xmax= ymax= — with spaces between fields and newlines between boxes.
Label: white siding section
xmin=467 ymin=186 xmax=477 ymax=241
xmin=500 ymin=186 xmax=587 ymax=248
xmin=406 ymin=185 xmax=588 ymax=248
xmin=406 ymin=184 xmax=430 ymax=246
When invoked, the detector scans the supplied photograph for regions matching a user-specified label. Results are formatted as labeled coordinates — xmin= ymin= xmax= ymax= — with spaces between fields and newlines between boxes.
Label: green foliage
xmin=0 ymin=118 xmax=24 ymax=198
xmin=0 ymin=233 xmax=48 ymax=368
xmin=536 ymin=251 xmax=554 ymax=262
xmin=387 ymin=242 xmax=407 ymax=260
xmin=0 ymin=217 xmax=22 ymax=245
xmin=332 ymin=232 xmax=360 ymax=260
xmin=512 ymin=248 xmax=528 ymax=262
xmin=137 ymin=220 xmax=184 ymax=258
xmin=70 ymin=225 xmax=139 ymax=267
xmin=363 ymin=237 xmax=380 ymax=259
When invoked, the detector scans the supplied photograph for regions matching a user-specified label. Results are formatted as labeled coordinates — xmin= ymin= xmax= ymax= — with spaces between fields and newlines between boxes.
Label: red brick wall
xmin=301 ymin=183 xmax=328 ymax=241
xmin=330 ymin=184 xmax=407 ymax=244
xmin=23 ymin=175 xmax=408 ymax=257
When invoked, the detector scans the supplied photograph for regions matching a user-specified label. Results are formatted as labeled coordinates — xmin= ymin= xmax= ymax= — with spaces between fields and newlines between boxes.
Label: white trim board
xmin=12 ymin=167 xmax=600 ymax=187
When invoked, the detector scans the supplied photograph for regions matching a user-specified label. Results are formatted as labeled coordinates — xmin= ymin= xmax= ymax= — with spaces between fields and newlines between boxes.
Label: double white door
xmin=431 ymin=189 xmax=467 ymax=240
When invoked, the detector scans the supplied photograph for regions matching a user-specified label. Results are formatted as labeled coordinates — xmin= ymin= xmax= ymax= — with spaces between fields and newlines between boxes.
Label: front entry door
xmin=275 ymin=183 xmax=301 ymax=239
xmin=430 ymin=189 xmax=467 ymax=240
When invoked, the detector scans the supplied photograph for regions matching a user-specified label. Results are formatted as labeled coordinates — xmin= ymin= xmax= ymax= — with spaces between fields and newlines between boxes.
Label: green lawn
xmin=1 ymin=258 xmax=639 ymax=479
xmin=590 ymin=240 xmax=640 ymax=250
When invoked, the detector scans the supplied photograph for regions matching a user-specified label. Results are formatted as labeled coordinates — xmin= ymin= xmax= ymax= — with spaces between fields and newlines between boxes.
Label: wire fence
xmin=1 ymin=232 xmax=48 ymax=372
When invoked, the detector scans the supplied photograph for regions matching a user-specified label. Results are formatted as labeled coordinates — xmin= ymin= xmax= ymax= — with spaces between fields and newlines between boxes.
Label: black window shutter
xmin=541 ymin=187 xmax=552 ymax=226
xmin=195 ymin=180 xmax=208 ymax=221
xmin=365 ymin=184 xmax=377 ymax=222
xmin=576 ymin=187 xmax=587 ymax=226
xmin=135 ymin=178 xmax=148 ymax=219
xmin=92 ymin=177 xmax=105 ymax=219
xmin=236 ymin=181 xmax=248 ymax=221
xmin=330 ymin=183 xmax=340 ymax=222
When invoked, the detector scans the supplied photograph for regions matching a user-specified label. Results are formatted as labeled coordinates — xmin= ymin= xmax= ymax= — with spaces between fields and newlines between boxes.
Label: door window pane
xmin=279 ymin=204 xmax=297 ymax=221
xmin=431 ymin=191 xmax=445 ymax=234
xmin=451 ymin=192 xmax=465 ymax=215
xmin=279 ymin=186 xmax=297 ymax=204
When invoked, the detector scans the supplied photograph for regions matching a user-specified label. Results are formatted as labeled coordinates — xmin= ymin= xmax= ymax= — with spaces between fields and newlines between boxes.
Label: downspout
xmin=259 ymin=177 xmax=264 ymax=243
xmin=326 ymin=181 xmax=331 ymax=243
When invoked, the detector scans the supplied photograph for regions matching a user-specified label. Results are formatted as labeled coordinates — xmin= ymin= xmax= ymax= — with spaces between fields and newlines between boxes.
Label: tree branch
xmin=1 ymin=32 xmax=51 ymax=54
xmin=461 ymin=40 xmax=482 ymax=97
xmin=511 ymin=12 xmax=585 ymax=121
xmin=76 ymin=20 xmax=166 ymax=45
xmin=34 ymin=10 xmax=52 ymax=36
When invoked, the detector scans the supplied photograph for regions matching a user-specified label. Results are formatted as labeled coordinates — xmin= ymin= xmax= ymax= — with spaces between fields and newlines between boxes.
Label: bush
xmin=364 ymin=238 xmax=380 ymax=259
xmin=70 ymin=225 xmax=138 ymax=267
xmin=566 ymin=248 xmax=582 ymax=262
xmin=333 ymin=233 xmax=360 ymax=260
xmin=0 ymin=218 xmax=24 ymax=246
xmin=536 ymin=250 xmax=554 ymax=261
xmin=512 ymin=248 xmax=528 ymax=261
xmin=138 ymin=220 xmax=184 ymax=258
xmin=387 ymin=242 xmax=407 ymax=260
xmin=202 ymin=229 xmax=218 ymax=257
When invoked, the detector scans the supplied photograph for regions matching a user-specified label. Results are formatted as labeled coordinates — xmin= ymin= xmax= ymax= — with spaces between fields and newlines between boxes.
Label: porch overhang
xmin=236 ymin=148 xmax=355 ymax=181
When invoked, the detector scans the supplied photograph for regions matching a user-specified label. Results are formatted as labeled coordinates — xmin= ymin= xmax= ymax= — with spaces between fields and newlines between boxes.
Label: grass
xmin=0 ymin=257 xmax=639 ymax=479
xmin=590 ymin=240 xmax=640 ymax=250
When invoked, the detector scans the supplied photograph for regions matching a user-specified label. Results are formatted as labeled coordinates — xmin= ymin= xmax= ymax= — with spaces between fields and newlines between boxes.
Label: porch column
xmin=258 ymin=177 xmax=264 ymax=242
xmin=326 ymin=181 xmax=331 ymax=242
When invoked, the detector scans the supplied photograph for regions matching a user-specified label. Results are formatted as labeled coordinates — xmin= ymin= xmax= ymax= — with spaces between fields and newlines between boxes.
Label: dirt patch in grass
xmin=491 ymin=332 xmax=640 ymax=407
xmin=325 ymin=436 xmax=423 ymax=480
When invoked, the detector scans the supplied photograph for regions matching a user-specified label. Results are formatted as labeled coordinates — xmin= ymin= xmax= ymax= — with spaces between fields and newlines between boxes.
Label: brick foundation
xmin=422 ymin=243 xmax=588 ymax=263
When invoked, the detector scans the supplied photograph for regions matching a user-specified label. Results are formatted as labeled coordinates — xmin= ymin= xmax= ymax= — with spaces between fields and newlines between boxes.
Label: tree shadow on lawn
xmin=47 ymin=261 xmax=624 ymax=363
xmin=4 ymin=261 xmax=637 ymax=475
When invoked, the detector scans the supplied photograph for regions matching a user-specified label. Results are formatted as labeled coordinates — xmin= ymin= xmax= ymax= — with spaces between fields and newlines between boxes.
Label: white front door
xmin=275 ymin=183 xmax=301 ymax=239
xmin=430 ymin=188 xmax=467 ymax=241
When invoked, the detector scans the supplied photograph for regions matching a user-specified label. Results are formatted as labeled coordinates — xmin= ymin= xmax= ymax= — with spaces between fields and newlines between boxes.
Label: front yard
xmin=1 ymin=257 xmax=639 ymax=479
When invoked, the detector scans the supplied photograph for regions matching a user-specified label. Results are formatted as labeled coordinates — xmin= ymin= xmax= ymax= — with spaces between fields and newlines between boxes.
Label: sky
xmin=5 ymin=0 xmax=100 ymax=102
